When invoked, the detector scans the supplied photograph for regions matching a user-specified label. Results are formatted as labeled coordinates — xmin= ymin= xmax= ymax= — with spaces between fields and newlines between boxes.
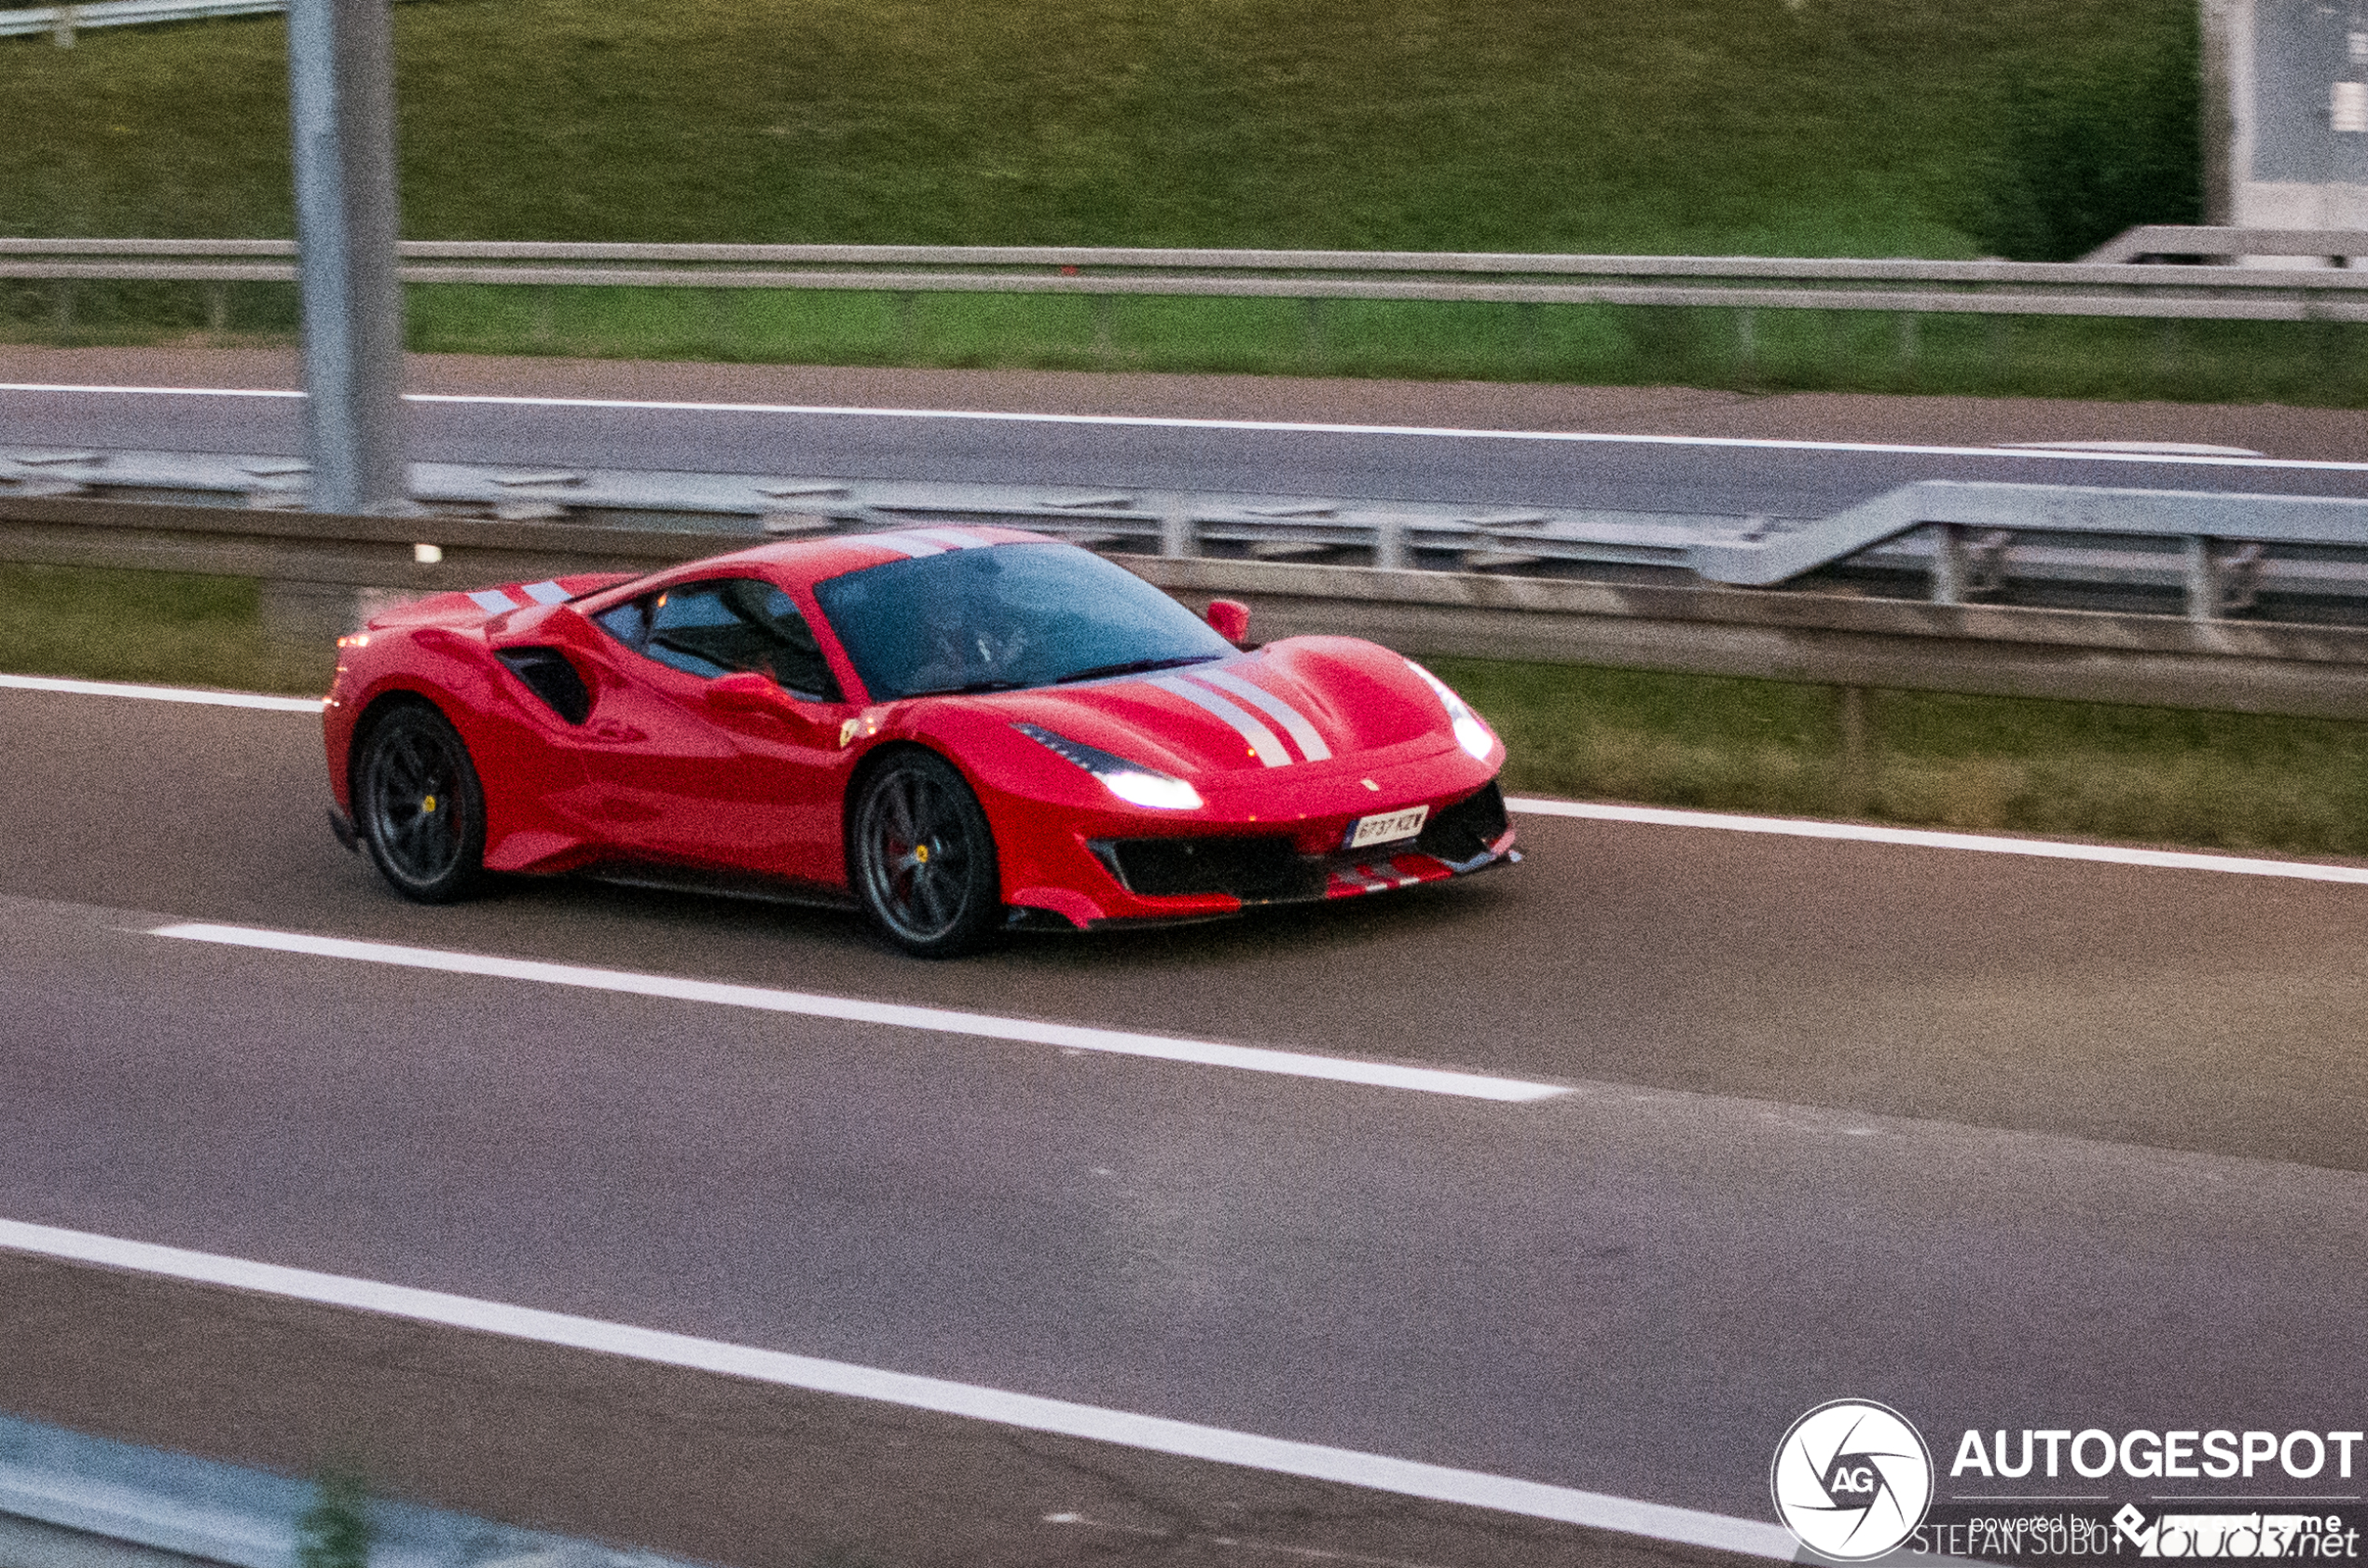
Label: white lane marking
xmin=1512 ymin=797 xmax=2368 ymax=885
xmin=1189 ymin=665 xmax=1333 ymax=763
xmin=148 ymin=923 xmax=1568 ymax=1103
xmin=5 ymin=383 xmax=2364 ymax=473
xmin=1150 ymin=675 xmax=1294 ymax=766
xmin=0 ymin=1217 xmax=1794 ymax=1561
xmin=0 ymin=672 xmax=323 ymax=713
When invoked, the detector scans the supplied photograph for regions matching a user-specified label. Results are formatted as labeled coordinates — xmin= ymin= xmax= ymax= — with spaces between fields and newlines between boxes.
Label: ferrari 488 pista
xmin=324 ymin=527 xmax=1517 ymax=956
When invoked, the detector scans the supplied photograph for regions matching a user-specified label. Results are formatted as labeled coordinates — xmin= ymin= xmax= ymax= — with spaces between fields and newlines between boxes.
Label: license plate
xmin=1346 ymin=805 xmax=1428 ymax=849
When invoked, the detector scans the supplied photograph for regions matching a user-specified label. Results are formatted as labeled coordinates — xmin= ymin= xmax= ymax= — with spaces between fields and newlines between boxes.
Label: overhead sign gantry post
xmin=286 ymin=0 xmax=407 ymax=516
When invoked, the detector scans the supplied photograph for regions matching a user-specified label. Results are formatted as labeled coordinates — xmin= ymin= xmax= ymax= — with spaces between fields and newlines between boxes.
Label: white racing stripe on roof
xmin=1149 ymin=676 xmax=1292 ymax=767
xmin=1186 ymin=666 xmax=1332 ymax=763
xmin=0 ymin=673 xmax=323 ymax=713
xmin=0 ymin=1218 xmax=1796 ymax=1560
xmin=855 ymin=531 xmax=945 ymax=557
xmin=906 ymin=527 xmax=995 ymax=549
xmin=467 ymin=588 xmax=519 ymax=613
xmin=148 ymin=923 xmax=1569 ymax=1101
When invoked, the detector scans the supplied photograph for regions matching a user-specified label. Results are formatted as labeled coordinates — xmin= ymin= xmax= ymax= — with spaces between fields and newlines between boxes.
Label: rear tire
xmin=851 ymin=750 xmax=1001 ymax=957
xmin=354 ymin=702 xmax=487 ymax=903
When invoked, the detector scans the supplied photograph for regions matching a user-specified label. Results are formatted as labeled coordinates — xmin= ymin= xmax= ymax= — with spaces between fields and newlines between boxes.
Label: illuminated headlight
xmin=1405 ymin=661 xmax=1497 ymax=762
xmin=1015 ymin=722 xmax=1205 ymax=810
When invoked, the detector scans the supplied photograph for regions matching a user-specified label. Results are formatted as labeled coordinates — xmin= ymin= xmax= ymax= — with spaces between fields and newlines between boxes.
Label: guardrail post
xmin=1092 ymin=295 xmax=1114 ymax=363
xmin=1929 ymin=523 xmax=1967 ymax=605
xmin=1735 ymin=308 xmax=1755 ymax=370
xmin=895 ymin=291 xmax=917 ymax=357
xmin=204 ymin=283 xmax=228 ymax=333
xmin=1896 ymin=312 xmax=1919 ymax=378
xmin=51 ymin=282 xmax=74 ymax=331
xmin=1159 ymin=511 xmax=1197 ymax=559
xmin=1373 ymin=516 xmax=1409 ymax=571
xmin=1302 ymin=298 xmax=1325 ymax=367
xmin=51 ymin=3 xmax=74 ymax=46
xmin=2184 ymin=536 xmax=2222 ymax=620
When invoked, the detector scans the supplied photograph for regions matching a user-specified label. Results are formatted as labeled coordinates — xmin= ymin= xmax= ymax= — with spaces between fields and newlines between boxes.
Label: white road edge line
xmin=146 ymin=923 xmax=1568 ymax=1103
xmin=14 ymin=674 xmax=2354 ymax=887
xmin=0 ymin=1217 xmax=1796 ymax=1561
xmin=6 ymin=382 xmax=2365 ymax=472
xmin=1514 ymin=797 xmax=2368 ymax=885
xmin=0 ymin=672 xmax=323 ymax=713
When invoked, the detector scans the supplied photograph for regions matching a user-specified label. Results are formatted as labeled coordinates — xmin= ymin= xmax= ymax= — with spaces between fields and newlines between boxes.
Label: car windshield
xmin=812 ymin=542 xmax=1232 ymax=700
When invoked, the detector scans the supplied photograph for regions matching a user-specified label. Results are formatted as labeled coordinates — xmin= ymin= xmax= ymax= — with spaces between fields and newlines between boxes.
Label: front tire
xmin=354 ymin=701 xmax=487 ymax=903
xmin=851 ymin=750 xmax=1001 ymax=957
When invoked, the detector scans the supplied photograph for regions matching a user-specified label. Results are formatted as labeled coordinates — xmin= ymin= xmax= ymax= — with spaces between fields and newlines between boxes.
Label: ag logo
xmin=1769 ymin=1399 xmax=1934 ymax=1561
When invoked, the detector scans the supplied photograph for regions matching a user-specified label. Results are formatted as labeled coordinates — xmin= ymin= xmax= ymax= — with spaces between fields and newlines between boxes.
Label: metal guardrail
xmin=6 ymin=0 xmax=287 ymax=43
xmin=9 ymin=235 xmax=2368 ymax=322
xmin=2082 ymin=226 xmax=2368 ymax=263
xmin=0 ymin=1413 xmax=706 ymax=1568
xmin=10 ymin=447 xmax=2368 ymax=628
xmin=0 ymin=0 xmax=405 ymax=43
xmin=10 ymin=474 xmax=2368 ymax=721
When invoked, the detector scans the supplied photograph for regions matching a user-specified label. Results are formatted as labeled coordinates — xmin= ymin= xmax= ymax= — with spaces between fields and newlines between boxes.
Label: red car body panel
xmin=324 ymin=530 xmax=1516 ymax=929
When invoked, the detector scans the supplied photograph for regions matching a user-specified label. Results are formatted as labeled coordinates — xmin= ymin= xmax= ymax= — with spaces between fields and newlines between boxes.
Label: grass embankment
xmin=10 ymin=563 xmax=2363 ymax=860
xmin=6 ymin=0 xmax=2314 ymax=406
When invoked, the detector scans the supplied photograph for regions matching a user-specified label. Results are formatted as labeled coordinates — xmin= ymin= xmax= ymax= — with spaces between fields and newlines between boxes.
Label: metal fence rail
xmin=12 ymin=447 xmax=2368 ymax=627
xmin=9 ymin=484 xmax=2368 ymax=722
xmin=6 ymin=0 xmax=287 ymax=42
xmin=9 ymin=236 xmax=2368 ymax=322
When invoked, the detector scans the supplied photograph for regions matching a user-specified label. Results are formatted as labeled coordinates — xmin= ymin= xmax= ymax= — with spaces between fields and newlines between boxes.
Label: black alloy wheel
xmin=851 ymin=750 xmax=1001 ymax=957
xmin=354 ymin=702 xmax=488 ymax=903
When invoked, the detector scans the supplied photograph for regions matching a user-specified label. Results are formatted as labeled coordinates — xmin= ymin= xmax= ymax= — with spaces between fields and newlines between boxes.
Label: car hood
xmin=975 ymin=639 xmax=1451 ymax=777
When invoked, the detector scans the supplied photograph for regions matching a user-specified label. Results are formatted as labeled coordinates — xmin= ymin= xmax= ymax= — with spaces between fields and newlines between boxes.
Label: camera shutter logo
xmin=1770 ymin=1399 xmax=1935 ymax=1561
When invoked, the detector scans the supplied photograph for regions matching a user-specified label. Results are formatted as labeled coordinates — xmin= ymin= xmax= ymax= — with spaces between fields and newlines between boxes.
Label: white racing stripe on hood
xmin=1186 ymin=666 xmax=1332 ymax=763
xmin=521 ymin=580 xmax=571 ymax=605
xmin=1149 ymin=675 xmax=1292 ymax=767
xmin=467 ymin=588 xmax=519 ymax=613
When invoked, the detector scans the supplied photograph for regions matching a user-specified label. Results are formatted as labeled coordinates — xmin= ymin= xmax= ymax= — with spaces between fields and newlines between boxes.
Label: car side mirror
xmin=1206 ymin=598 xmax=1251 ymax=644
xmin=707 ymin=670 xmax=790 ymax=713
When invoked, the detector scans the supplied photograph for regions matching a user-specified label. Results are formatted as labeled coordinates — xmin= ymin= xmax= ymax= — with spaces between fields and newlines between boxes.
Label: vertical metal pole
xmin=288 ymin=0 xmax=407 ymax=516
xmin=51 ymin=4 xmax=75 ymax=47
xmin=1929 ymin=522 xmax=1967 ymax=606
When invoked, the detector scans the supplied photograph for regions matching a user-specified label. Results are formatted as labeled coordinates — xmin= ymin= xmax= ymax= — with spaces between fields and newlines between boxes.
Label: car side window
xmin=594 ymin=578 xmax=844 ymax=702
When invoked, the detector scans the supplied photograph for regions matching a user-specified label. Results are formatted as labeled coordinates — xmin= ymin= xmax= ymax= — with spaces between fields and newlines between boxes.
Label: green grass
xmin=1433 ymin=656 xmax=2368 ymax=860
xmin=6 ymin=0 xmax=2168 ymax=255
xmin=0 ymin=563 xmax=331 ymax=693
xmin=7 ymin=561 xmax=2363 ymax=860
xmin=0 ymin=0 xmax=2265 ymax=402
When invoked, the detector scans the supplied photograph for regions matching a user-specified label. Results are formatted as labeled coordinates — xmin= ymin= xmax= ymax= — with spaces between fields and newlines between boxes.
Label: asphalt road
xmin=4 ymin=684 xmax=2365 ymax=1559
xmin=9 ymin=353 xmax=2368 ymax=521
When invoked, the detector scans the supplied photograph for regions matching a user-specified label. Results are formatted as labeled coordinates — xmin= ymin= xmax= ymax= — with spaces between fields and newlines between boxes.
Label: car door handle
xmin=587 ymin=719 xmax=644 ymax=742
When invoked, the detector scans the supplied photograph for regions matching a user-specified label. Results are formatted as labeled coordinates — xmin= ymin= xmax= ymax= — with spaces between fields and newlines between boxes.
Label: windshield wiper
xmin=904 ymin=677 xmax=1032 ymax=697
xmin=1053 ymin=653 xmax=1223 ymax=684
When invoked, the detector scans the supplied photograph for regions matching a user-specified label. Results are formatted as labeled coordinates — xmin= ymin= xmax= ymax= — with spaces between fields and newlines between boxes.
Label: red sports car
xmin=324 ymin=528 xmax=1519 ymax=956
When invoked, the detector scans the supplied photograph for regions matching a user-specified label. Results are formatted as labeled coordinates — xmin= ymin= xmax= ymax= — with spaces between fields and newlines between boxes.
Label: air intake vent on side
xmin=494 ymin=647 xmax=593 ymax=724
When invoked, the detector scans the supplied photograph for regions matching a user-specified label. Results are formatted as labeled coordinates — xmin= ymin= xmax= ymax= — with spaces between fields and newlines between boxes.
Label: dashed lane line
xmin=147 ymin=923 xmax=1572 ymax=1103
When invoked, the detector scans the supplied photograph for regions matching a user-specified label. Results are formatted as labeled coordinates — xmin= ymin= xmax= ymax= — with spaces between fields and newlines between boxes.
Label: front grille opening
xmin=1415 ymin=781 xmax=1509 ymax=864
xmin=495 ymin=646 xmax=593 ymax=724
xmin=1095 ymin=834 xmax=1325 ymax=901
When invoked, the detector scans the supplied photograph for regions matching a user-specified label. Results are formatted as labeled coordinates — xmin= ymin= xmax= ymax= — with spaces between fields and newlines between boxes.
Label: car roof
xmin=717 ymin=525 xmax=1065 ymax=586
